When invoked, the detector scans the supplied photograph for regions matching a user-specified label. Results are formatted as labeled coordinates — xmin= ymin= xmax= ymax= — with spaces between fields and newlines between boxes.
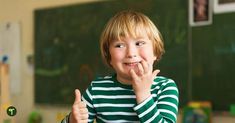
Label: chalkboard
xmin=192 ymin=13 xmax=235 ymax=111
xmin=34 ymin=0 xmax=188 ymax=106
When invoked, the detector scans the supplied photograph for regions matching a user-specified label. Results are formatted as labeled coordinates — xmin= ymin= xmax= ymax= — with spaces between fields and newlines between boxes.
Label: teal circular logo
xmin=6 ymin=106 xmax=17 ymax=116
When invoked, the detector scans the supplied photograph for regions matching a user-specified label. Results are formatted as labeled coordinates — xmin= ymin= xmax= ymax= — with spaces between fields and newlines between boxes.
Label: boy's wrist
xmin=135 ymin=91 xmax=151 ymax=104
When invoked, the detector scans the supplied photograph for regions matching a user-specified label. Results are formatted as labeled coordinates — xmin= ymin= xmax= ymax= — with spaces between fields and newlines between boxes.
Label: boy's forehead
xmin=113 ymin=34 xmax=150 ymax=42
xmin=109 ymin=23 xmax=152 ymax=42
xmin=120 ymin=30 xmax=149 ymax=39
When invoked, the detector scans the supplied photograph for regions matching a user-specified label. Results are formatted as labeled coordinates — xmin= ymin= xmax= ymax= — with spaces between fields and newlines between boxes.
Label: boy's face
xmin=109 ymin=33 xmax=157 ymax=83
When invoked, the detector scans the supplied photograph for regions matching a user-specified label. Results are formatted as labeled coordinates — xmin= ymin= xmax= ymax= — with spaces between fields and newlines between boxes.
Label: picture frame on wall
xmin=189 ymin=0 xmax=212 ymax=26
xmin=214 ymin=0 xmax=235 ymax=13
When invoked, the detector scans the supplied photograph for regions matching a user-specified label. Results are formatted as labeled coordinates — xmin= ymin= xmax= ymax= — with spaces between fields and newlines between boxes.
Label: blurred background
xmin=0 ymin=0 xmax=235 ymax=123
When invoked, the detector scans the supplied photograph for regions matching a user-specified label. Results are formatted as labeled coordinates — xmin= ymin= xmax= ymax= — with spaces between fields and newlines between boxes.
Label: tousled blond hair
xmin=100 ymin=10 xmax=165 ymax=67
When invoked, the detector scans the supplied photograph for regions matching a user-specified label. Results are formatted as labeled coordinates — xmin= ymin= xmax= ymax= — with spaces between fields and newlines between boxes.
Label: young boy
xmin=62 ymin=10 xmax=179 ymax=123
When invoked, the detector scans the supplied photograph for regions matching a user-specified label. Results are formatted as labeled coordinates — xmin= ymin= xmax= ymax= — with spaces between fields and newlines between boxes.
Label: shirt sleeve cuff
xmin=61 ymin=113 xmax=70 ymax=123
xmin=133 ymin=95 xmax=154 ymax=111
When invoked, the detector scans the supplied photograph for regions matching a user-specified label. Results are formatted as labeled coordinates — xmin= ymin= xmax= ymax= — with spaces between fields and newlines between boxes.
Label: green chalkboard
xmin=34 ymin=0 xmax=188 ymax=106
xmin=192 ymin=13 xmax=235 ymax=111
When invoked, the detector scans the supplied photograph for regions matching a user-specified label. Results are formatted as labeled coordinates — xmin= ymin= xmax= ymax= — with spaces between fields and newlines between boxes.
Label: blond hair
xmin=100 ymin=10 xmax=165 ymax=66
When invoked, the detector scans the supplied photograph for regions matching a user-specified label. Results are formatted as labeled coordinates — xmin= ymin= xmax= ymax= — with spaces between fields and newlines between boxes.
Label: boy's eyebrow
xmin=134 ymin=36 xmax=150 ymax=41
xmin=110 ymin=40 xmax=123 ymax=44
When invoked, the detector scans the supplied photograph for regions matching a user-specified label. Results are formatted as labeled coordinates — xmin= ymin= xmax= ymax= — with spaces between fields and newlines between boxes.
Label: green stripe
xmin=82 ymin=75 xmax=178 ymax=122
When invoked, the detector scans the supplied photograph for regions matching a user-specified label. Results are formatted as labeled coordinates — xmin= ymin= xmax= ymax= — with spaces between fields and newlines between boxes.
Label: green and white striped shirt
xmin=62 ymin=74 xmax=179 ymax=123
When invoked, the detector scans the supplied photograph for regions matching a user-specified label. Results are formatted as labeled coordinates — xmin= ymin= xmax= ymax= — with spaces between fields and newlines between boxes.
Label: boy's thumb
xmin=74 ymin=89 xmax=81 ymax=104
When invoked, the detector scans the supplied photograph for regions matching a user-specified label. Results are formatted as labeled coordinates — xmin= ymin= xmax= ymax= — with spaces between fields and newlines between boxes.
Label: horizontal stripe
xmin=98 ymin=112 xmax=137 ymax=115
xmin=94 ymin=103 xmax=134 ymax=107
xmin=83 ymin=75 xmax=178 ymax=123
xmin=162 ymin=80 xmax=175 ymax=85
xmin=144 ymin=110 xmax=160 ymax=123
xmin=92 ymin=87 xmax=129 ymax=91
xmin=159 ymin=109 xmax=177 ymax=120
xmin=86 ymin=89 xmax=93 ymax=101
xmin=82 ymin=96 xmax=93 ymax=108
xmin=92 ymin=80 xmax=114 ymax=83
xmin=162 ymin=87 xmax=178 ymax=93
xmin=139 ymin=100 xmax=157 ymax=118
xmin=158 ymin=95 xmax=179 ymax=102
xmin=88 ymin=119 xmax=93 ymax=122
xmin=134 ymin=95 xmax=152 ymax=110
xmin=158 ymin=101 xmax=178 ymax=111
xmin=93 ymin=95 xmax=136 ymax=99
xmin=88 ymin=112 xmax=96 ymax=116
xmin=97 ymin=116 xmax=139 ymax=123
xmin=151 ymin=86 xmax=160 ymax=91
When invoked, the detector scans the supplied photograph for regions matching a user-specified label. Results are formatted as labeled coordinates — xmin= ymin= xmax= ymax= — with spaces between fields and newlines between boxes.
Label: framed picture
xmin=189 ymin=0 xmax=212 ymax=26
xmin=214 ymin=0 xmax=235 ymax=13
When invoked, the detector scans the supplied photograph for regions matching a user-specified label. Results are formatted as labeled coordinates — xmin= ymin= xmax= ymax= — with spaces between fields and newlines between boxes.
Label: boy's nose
xmin=126 ymin=46 xmax=137 ymax=58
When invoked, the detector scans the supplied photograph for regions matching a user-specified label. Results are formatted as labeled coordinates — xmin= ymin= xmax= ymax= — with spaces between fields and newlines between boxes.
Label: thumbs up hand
xmin=69 ymin=89 xmax=89 ymax=123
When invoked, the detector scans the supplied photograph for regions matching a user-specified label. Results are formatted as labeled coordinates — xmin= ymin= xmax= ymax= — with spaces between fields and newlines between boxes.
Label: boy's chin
xmin=117 ymin=73 xmax=133 ymax=83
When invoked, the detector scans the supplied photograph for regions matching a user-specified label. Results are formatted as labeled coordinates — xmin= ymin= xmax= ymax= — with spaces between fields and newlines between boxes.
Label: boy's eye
xmin=136 ymin=41 xmax=146 ymax=46
xmin=114 ymin=43 xmax=125 ymax=48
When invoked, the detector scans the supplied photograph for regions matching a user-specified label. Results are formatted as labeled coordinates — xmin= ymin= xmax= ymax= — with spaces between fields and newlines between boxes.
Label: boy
xmin=62 ymin=10 xmax=179 ymax=123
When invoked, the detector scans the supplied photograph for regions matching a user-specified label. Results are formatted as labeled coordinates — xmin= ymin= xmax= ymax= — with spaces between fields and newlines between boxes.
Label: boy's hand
xmin=130 ymin=60 xmax=160 ymax=104
xmin=70 ymin=89 xmax=88 ymax=123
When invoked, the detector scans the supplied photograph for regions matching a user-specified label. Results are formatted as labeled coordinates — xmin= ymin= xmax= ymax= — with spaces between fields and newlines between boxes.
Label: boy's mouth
xmin=124 ymin=62 xmax=140 ymax=67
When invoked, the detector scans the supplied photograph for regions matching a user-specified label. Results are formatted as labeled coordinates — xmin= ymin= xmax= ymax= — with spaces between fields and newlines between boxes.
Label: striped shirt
xmin=62 ymin=74 xmax=179 ymax=123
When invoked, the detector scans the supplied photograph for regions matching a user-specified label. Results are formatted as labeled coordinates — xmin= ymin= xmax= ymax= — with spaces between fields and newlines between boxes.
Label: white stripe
xmin=158 ymin=95 xmax=179 ymax=102
xmin=134 ymin=95 xmax=152 ymax=110
xmin=92 ymin=80 xmax=114 ymax=83
xmin=155 ymin=76 xmax=165 ymax=79
xmin=150 ymin=86 xmax=160 ymax=91
xmin=88 ymin=112 xmax=96 ymax=116
xmin=82 ymin=96 xmax=93 ymax=108
xmin=159 ymin=109 xmax=177 ymax=120
xmin=86 ymin=89 xmax=93 ymax=101
xmin=162 ymin=80 xmax=174 ymax=85
xmin=157 ymin=90 xmax=162 ymax=95
xmin=144 ymin=110 xmax=160 ymax=123
xmin=81 ymin=89 xmax=94 ymax=108
xmin=97 ymin=116 xmax=139 ymax=123
xmin=99 ymin=112 xmax=136 ymax=115
xmin=162 ymin=87 xmax=178 ymax=93
xmin=158 ymin=101 xmax=178 ymax=111
xmin=157 ymin=79 xmax=169 ymax=83
xmin=103 ymin=76 xmax=112 ymax=79
xmin=92 ymin=87 xmax=130 ymax=91
xmin=152 ymin=93 xmax=157 ymax=97
xmin=94 ymin=103 xmax=134 ymax=107
xmin=88 ymin=119 xmax=93 ymax=122
xmin=139 ymin=100 xmax=157 ymax=118
xmin=93 ymin=95 xmax=135 ymax=99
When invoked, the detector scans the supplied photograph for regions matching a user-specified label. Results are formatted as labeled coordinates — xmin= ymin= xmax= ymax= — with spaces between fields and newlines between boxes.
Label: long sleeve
xmin=82 ymin=83 xmax=96 ymax=123
xmin=60 ymin=114 xmax=70 ymax=123
xmin=133 ymin=79 xmax=179 ymax=123
xmin=61 ymin=84 xmax=96 ymax=123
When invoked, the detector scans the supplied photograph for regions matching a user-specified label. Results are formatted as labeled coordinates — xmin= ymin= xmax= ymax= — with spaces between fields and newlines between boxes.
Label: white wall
xmin=0 ymin=0 xmax=102 ymax=123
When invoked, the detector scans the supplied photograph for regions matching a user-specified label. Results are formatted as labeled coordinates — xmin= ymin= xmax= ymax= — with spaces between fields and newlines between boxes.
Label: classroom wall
xmin=0 ymin=0 xmax=103 ymax=123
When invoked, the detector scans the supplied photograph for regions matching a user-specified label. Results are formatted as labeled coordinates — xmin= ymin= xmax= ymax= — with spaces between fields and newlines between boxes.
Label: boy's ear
xmin=153 ymin=55 xmax=157 ymax=61
xmin=109 ymin=60 xmax=113 ymax=68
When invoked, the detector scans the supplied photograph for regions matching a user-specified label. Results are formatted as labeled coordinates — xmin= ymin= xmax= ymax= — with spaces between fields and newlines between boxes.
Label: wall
xmin=0 ymin=0 xmax=102 ymax=123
